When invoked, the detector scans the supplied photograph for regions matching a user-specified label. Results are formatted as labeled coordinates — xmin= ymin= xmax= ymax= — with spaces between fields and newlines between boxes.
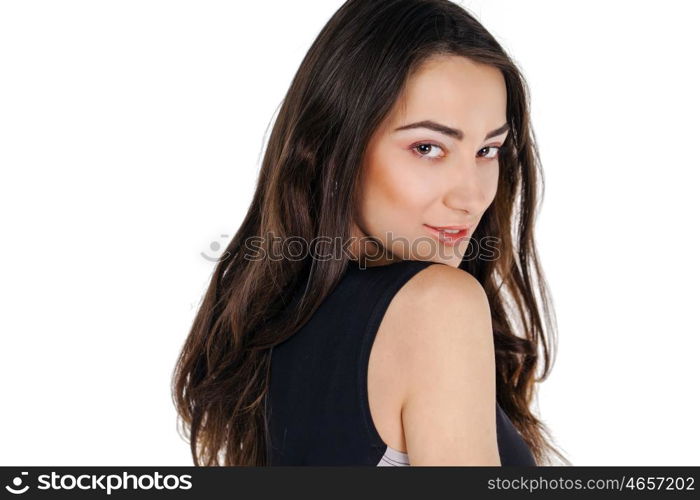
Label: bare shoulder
xmin=383 ymin=263 xmax=500 ymax=465
xmin=401 ymin=263 xmax=490 ymax=304
xmin=384 ymin=262 xmax=493 ymax=348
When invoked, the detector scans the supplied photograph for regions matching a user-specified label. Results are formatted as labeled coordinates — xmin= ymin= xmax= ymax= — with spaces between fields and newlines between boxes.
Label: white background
xmin=1 ymin=0 xmax=698 ymax=466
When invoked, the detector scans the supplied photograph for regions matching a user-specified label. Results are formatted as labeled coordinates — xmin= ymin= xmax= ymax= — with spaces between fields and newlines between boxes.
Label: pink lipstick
xmin=423 ymin=224 xmax=470 ymax=246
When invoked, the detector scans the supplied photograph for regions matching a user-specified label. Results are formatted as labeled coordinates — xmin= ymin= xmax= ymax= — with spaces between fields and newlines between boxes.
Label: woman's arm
xmin=391 ymin=264 xmax=500 ymax=466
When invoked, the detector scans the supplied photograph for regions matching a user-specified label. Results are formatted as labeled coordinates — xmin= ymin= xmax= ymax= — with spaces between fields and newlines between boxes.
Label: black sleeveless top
xmin=265 ymin=259 xmax=536 ymax=466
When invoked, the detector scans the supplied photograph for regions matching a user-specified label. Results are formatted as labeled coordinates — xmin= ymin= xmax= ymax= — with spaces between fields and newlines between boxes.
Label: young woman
xmin=172 ymin=0 xmax=570 ymax=466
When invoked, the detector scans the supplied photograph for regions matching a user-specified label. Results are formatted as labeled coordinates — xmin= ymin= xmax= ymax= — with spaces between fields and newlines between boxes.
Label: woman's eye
xmin=478 ymin=146 xmax=501 ymax=160
xmin=410 ymin=142 xmax=445 ymax=160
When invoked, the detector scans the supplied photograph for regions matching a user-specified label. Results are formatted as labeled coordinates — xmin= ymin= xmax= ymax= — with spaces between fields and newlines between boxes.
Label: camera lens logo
xmin=5 ymin=472 xmax=29 ymax=495
xmin=201 ymin=234 xmax=231 ymax=262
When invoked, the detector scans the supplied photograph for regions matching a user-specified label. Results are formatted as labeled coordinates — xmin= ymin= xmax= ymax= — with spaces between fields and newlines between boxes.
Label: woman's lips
xmin=423 ymin=224 xmax=470 ymax=246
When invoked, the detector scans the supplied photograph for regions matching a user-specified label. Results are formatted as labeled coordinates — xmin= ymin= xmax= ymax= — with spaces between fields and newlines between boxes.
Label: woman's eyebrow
xmin=393 ymin=120 xmax=509 ymax=141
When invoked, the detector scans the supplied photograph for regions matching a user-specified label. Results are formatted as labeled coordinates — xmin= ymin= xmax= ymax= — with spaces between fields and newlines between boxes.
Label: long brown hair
xmin=172 ymin=0 xmax=570 ymax=466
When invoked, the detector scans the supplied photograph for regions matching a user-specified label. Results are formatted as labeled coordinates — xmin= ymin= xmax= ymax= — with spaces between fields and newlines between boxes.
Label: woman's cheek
xmin=485 ymin=166 xmax=500 ymax=201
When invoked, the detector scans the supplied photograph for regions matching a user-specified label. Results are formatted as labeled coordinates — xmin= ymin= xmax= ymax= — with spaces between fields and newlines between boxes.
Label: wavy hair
xmin=172 ymin=0 xmax=570 ymax=466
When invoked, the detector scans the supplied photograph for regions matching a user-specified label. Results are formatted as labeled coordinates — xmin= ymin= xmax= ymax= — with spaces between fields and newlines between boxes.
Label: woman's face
xmin=351 ymin=55 xmax=508 ymax=268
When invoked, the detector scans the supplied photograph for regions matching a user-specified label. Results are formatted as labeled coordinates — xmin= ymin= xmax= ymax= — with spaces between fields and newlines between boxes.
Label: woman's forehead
xmin=385 ymin=55 xmax=507 ymax=140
